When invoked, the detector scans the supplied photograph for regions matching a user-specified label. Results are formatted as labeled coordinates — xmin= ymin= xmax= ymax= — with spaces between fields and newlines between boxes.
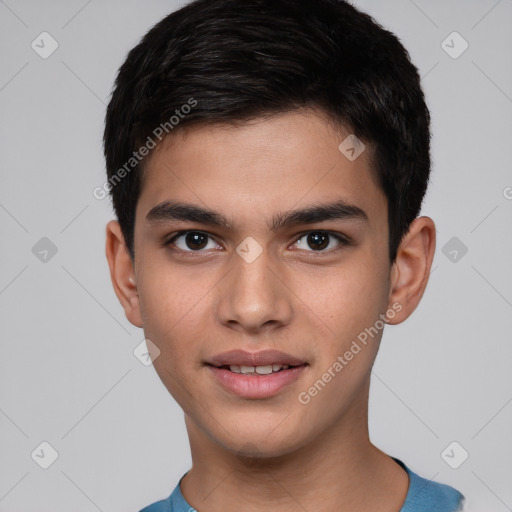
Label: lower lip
xmin=207 ymin=364 xmax=308 ymax=399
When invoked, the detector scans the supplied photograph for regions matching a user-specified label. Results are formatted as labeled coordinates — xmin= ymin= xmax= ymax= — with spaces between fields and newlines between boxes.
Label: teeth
xmin=228 ymin=364 xmax=292 ymax=374
xmin=255 ymin=365 xmax=273 ymax=374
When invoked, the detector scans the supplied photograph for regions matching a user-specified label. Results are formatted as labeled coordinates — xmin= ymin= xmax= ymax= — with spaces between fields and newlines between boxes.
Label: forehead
xmin=136 ymin=110 xmax=386 ymax=230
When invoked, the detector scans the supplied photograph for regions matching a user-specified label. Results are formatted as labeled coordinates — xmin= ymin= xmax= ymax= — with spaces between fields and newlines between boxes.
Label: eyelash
xmin=163 ymin=230 xmax=352 ymax=255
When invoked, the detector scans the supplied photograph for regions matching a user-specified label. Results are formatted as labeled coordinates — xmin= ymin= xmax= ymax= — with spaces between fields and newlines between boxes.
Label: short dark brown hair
xmin=103 ymin=0 xmax=431 ymax=262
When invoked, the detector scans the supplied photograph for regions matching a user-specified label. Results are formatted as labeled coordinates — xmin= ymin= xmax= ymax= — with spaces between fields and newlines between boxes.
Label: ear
xmin=105 ymin=220 xmax=143 ymax=328
xmin=386 ymin=216 xmax=436 ymax=324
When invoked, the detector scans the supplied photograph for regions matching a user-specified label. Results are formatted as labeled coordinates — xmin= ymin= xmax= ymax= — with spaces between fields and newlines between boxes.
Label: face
xmin=128 ymin=110 xmax=395 ymax=456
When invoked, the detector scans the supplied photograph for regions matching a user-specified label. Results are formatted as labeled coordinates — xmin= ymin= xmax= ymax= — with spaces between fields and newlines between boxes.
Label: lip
xmin=206 ymin=349 xmax=307 ymax=368
xmin=205 ymin=350 xmax=309 ymax=399
xmin=207 ymin=364 xmax=308 ymax=399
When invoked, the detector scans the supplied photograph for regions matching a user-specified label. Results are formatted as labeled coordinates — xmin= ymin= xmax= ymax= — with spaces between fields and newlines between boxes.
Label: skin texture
xmin=105 ymin=109 xmax=436 ymax=511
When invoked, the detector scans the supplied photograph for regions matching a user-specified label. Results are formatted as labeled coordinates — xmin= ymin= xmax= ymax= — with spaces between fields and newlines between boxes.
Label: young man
xmin=103 ymin=0 xmax=466 ymax=510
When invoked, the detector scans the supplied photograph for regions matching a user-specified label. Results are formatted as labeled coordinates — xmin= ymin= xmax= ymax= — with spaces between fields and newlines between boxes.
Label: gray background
xmin=1 ymin=0 xmax=511 ymax=510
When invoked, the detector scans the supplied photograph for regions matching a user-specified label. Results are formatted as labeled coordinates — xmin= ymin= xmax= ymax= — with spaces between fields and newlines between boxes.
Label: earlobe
xmin=105 ymin=220 xmax=143 ymax=328
xmin=386 ymin=216 xmax=436 ymax=325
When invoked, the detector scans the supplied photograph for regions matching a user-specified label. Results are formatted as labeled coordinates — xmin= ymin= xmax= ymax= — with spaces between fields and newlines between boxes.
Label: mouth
xmin=204 ymin=350 xmax=309 ymax=398
xmin=209 ymin=363 xmax=307 ymax=375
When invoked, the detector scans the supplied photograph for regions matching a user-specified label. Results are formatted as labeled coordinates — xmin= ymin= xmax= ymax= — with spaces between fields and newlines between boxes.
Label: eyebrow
xmin=145 ymin=199 xmax=368 ymax=231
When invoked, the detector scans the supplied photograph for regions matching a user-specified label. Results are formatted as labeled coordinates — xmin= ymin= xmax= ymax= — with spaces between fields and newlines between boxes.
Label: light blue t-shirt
xmin=139 ymin=458 xmax=465 ymax=511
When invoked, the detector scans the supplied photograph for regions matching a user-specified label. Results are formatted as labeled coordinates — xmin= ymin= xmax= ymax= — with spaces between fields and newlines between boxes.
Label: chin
xmin=211 ymin=417 xmax=315 ymax=459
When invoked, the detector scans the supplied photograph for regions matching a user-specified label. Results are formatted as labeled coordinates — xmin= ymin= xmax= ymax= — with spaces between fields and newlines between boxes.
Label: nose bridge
xmin=215 ymin=244 xmax=292 ymax=332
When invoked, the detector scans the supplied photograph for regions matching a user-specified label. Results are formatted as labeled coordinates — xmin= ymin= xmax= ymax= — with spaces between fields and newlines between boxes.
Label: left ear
xmin=386 ymin=216 xmax=436 ymax=324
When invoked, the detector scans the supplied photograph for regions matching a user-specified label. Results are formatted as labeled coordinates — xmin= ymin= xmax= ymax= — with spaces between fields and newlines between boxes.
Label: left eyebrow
xmin=270 ymin=200 xmax=368 ymax=230
xmin=145 ymin=199 xmax=368 ymax=231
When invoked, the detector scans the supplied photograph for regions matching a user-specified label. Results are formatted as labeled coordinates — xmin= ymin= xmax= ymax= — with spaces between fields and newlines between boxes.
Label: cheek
xmin=300 ymin=257 xmax=390 ymax=342
xmin=141 ymin=281 xmax=210 ymax=415
xmin=138 ymin=248 xmax=214 ymax=325
xmin=296 ymin=267 xmax=386 ymax=423
xmin=136 ymin=261 xmax=213 ymax=369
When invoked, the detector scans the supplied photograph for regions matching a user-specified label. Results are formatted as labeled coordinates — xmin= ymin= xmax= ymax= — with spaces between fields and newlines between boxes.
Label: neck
xmin=179 ymin=383 xmax=409 ymax=512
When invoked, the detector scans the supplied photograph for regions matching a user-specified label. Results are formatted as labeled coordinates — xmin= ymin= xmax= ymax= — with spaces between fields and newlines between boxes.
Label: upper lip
xmin=206 ymin=349 xmax=307 ymax=367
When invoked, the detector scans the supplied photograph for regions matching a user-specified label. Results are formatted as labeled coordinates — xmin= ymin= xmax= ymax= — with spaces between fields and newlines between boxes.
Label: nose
xmin=215 ymin=246 xmax=293 ymax=335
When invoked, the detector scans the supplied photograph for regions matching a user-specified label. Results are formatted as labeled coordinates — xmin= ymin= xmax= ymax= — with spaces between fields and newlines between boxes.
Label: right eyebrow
xmin=146 ymin=201 xmax=233 ymax=229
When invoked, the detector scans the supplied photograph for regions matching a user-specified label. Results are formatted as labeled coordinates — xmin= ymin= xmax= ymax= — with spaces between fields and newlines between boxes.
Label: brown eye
xmin=166 ymin=231 xmax=219 ymax=252
xmin=294 ymin=231 xmax=349 ymax=252
xmin=306 ymin=232 xmax=329 ymax=250
xmin=184 ymin=232 xmax=208 ymax=250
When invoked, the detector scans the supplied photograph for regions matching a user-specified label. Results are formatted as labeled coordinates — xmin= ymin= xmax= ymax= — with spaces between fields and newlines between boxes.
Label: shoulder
xmin=394 ymin=458 xmax=466 ymax=512
xmin=138 ymin=496 xmax=173 ymax=512
xmin=138 ymin=472 xmax=193 ymax=512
